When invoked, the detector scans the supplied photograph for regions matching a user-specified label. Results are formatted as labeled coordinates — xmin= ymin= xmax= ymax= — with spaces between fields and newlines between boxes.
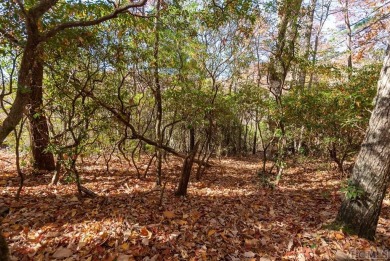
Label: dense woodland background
xmin=1 ymin=0 xmax=390 ymax=260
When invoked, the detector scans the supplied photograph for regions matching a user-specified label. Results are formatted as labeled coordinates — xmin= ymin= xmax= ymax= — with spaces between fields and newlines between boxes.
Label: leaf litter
xmin=0 ymin=153 xmax=390 ymax=260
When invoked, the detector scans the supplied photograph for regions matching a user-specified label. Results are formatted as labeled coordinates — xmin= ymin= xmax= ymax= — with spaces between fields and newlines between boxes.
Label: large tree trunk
xmin=336 ymin=46 xmax=390 ymax=240
xmin=0 ymin=36 xmax=55 ymax=170
xmin=28 ymin=55 xmax=55 ymax=171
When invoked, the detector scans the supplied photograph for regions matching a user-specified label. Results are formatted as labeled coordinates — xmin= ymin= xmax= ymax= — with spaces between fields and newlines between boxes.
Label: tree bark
xmin=176 ymin=143 xmax=198 ymax=196
xmin=27 ymin=54 xmax=55 ymax=170
xmin=298 ymin=0 xmax=316 ymax=89
xmin=189 ymin=127 xmax=195 ymax=151
xmin=153 ymin=0 xmax=163 ymax=186
xmin=340 ymin=0 xmax=353 ymax=72
xmin=336 ymin=46 xmax=390 ymax=240
xmin=0 ymin=231 xmax=9 ymax=261
xmin=252 ymin=111 xmax=258 ymax=155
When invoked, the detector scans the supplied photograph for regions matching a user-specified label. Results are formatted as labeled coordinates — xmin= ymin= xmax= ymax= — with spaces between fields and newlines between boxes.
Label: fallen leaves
xmin=1 ymin=155 xmax=390 ymax=260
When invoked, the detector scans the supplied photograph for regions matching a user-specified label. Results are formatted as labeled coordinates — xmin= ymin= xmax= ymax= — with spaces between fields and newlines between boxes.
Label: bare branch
xmin=41 ymin=0 xmax=148 ymax=41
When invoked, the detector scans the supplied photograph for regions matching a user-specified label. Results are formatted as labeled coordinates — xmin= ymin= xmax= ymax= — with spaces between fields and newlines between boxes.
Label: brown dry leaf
xmin=117 ymin=254 xmax=135 ymax=261
xmin=121 ymin=242 xmax=129 ymax=251
xmin=52 ymin=247 xmax=73 ymax=258
xmin=190 ymin=210 xmax=202 ymax=222
xmin=70 ymin=196 xmax=79 ymax=202
xmin=139 ymin=227 xmax=152 ymax=238
xmin=245 ymin=238 xmax=259 ymax=247
xmin=335 ymin=232 xmax=345 ymax=240
xmin=163 ymin=210 xmax=175 ymax=219
xmin=176 ymin=219 xmax=187 ymax=225
xmin=243 ymin=251 xmax=255 ymax=258
xmin=207 ymin=229 xmax=216 ymax=237
xmin=269 ymin=207 xmax=275 ymax=217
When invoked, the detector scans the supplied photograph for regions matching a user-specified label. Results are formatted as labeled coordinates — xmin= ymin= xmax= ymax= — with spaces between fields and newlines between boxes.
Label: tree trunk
xmin=51 ymin=153 xmax=63 ymax=185
xmin=176 ymin=143 xmax=198 ymax=196
xmin=28 ymin=56 xmax=55 ymax=171
xmin=336 ymin=46 xmax=390 ymax=240
xmin=189 ymin=127 xmax=195 ymax=151
xmin=340 ymin=0 xmax=353 ymax=73
xmin=0 ymin=231 xmax=9 ymax=261
xmin=153 ymin=0 xmax=163 ymax=186
xmin=252 ymin=112 xmax=258 ymax=155
xmin=308 ymin=0 xmax=331 ymax=88
xmin=0 ymin=39 xmax=55 ymax=170
xmin=298 ymin=0 xmax=316 ymax=89
xmin=0 ymin=38 xmax=37 ymax=143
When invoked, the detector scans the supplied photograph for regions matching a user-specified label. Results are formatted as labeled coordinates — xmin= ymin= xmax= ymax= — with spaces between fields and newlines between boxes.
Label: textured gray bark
xmin=336 ymin=46 xmax=390 ymax=240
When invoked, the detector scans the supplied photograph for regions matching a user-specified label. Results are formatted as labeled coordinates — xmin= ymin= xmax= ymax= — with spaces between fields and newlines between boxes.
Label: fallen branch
xmin=80 ymin=186 xmax=98 ymax=197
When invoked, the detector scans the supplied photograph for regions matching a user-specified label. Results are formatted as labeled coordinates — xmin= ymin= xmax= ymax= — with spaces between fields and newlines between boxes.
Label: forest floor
xmin=1 ymin=152 xmax=390 ymax=260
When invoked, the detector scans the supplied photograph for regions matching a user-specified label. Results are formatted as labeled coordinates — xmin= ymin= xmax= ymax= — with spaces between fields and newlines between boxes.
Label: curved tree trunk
xmin=336 ymin=46 xmax=390 ymax=240
xmin=0 ymin=39 xmax=35 ymax=144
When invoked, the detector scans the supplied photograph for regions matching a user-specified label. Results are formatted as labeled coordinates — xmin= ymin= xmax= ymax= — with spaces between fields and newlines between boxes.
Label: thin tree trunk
xmin=308 ymin=0 xmax=331 ymax=88
xmin=243 ymin=119 xmax=249 ymax=153
xmin=14 ymin=118 xmax=26 ymax=200
xmin=298 ymin=0 xmax=316 ymax=89
xmin=252 ymin=112 xmax=258 ymax=155
xmin=336 ymin=46 xmax=390 ymax=240
xmin=189 ymin=127 xmax=195 ymax=151
xmin=153 ymin=0 xmax=163 ymax=186
xmin=341 ymin=0 xmax=353 ymax=74
xmin=51 ymin=153 xmax=63 ymax=185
